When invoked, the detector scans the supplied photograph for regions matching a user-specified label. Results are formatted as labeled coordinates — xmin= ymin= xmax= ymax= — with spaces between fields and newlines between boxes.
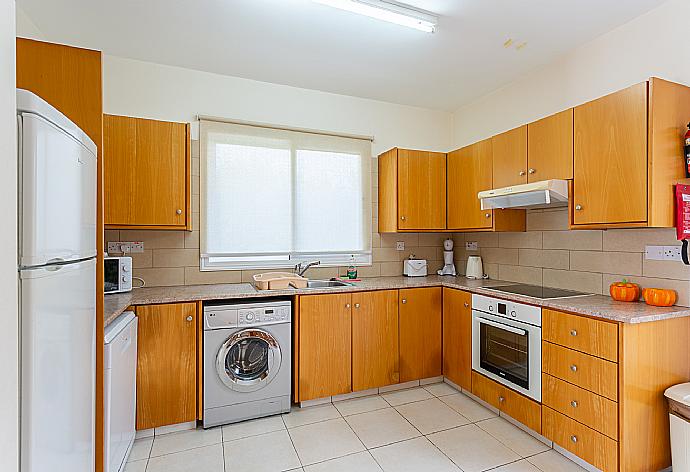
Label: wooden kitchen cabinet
xmin=492 ymin=125 xmax=527 ymax=188
xmin=572 ymin=78 xmax=690 ymax=228
xmin=399 ymin=287 xmax=442 ymax=382
xmin=378 ymin=148 xmax=446 ymax=232
xmin=135 ymin=303 xmax=198 ymax=430
xmin=442 ymin=288 xmax=472 ymax=390
xmin=104 ymin=114 xmax=191 ymax=230
xmin=297 ymin=293 xmax=352 ymax=401
xmin=447 ymin=139 xmax=525 ymax=232
xmin=471 ymin=372 xmax=542 ymax=433
xmin=527 ymin=108 xmax=574 ymax=182
xmin=352 ymin=290 xmax=400 ymax=391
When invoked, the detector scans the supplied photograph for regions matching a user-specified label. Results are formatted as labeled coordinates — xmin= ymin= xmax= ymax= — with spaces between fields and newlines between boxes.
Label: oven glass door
xmin=478 ymin=316 xmax=529 ymax=389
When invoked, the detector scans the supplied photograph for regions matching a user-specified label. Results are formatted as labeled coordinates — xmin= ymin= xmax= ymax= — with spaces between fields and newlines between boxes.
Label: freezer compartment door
xmin=21 ymin=258 xmax=96 ymax=472
xmin=20 ymin=113 xmax=96 ymax=267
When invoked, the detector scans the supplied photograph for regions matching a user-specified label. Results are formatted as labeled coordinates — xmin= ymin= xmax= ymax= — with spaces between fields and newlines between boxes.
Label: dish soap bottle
xmin=347 ymin=257 xmax=358 ymax=279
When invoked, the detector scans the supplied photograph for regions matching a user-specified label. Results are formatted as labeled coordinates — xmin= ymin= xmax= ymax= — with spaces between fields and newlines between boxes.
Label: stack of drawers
xmin=541 ymin=309 xmax=619 ymax=472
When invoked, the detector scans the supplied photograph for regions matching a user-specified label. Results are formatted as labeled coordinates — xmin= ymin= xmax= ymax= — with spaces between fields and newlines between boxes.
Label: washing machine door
xmin=216 ymin=328 xmax=282 ymax=393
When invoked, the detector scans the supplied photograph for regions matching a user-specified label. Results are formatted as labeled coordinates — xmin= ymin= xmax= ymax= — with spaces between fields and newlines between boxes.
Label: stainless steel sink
xmin=305 ymin=279 xmax=351 ymax=288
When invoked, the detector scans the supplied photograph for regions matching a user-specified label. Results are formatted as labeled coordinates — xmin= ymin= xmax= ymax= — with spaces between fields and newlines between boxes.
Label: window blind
xmin=199 ymin=119 xmax=372 ymax=270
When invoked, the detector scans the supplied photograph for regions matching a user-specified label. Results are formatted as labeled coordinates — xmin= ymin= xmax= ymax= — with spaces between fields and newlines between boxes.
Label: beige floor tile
xmin=395 ymin=398 xmax=470 ymax=434
xmin=345 ymin=408 xmax=420 ymax=448
xmin=303 ymin=451 xmax=382 ymax=472
xmin=146 ymin=444 xmax=224 ymax=472
xmin=334 ymin=395 xmax=390 ymax=417
xmin=477 ymin=417 xmax=550 ymax=457
xmin=439 ymin=393 xmax=498 ymax=422
xmin=150 ymin=427 xmax=222 ymax=457
xmin=283 ymin=403 xmax=341 ymax=428
xmin=222 ymin=414 xmax=286 ymax=442
xmin=492 ymin=459 xmax=542 ymax=471
xmin=224 ymin=430 xmax=300 ymax=472
xmin=423 ymin=382 xmax=459 ymax=397
xmin=427 ymin=424 xmax=520 ymax=472
xmin=370 ymin=437 xmax=461 ymax=472
xmin=123 ymin=460 xmax=147 ymax=472
xmin=288 ymin=418 xmax=365 ymax=465
xmin=381 ymin=387 xmax=434 ymax=406
xmin=127 ymin=438 xmax=153 ymax=462
xmin=527 ymin=450 xmax=588 ymax=472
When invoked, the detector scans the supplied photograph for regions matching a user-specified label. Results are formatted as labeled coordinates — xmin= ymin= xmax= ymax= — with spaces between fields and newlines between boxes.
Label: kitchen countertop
xmin=103 ymin=275 xmax=690 ymax=327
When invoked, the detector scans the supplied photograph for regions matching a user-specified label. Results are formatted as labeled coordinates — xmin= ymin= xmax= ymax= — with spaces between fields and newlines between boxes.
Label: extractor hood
xmin=478 ymin=179 xmax=569 ymax=210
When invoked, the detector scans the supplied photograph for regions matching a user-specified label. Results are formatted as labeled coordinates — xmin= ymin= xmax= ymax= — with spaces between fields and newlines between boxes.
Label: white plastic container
xmin=665 ymin=383 xmax=690 ymax=472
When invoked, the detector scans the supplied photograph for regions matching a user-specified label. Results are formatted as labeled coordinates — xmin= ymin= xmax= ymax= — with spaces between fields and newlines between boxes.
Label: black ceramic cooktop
xmin=487 ymin=284 xmax=590 ymax=299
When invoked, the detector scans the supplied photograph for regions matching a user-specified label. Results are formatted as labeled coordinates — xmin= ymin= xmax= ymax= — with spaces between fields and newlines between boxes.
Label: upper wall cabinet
xmin=492 ymin=125 xmax=527 ymax=188
xmin=378 ymin=148 xmax=447 ymax=232
xmin=572 ymin=78 xmax=690 ymax=228
xmin=527 ymin=109 xmax=574 ymax=182
xmin=104 ymin=114 xmax=191 ymax=230
xmin=447 ymin=139 xmax=525 ymax=232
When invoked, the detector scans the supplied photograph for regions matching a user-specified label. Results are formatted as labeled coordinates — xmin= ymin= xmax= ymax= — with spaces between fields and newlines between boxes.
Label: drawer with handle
xmin=543 ymin=309 xmax=618 ymax=362
xmin=542 ymin=342 xmax=618 ymax=401
xmin=471 ymin=372 xmax=541 ymax=433
xmin=543 ymin=406 xmax=618 ymax=472
xmin=542 ymin=373 xmax=618 ymax=440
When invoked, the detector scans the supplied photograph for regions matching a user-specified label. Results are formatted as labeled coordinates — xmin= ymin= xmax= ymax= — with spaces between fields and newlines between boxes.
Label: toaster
xmin=403 ymin=258 xmax=428 ymax=277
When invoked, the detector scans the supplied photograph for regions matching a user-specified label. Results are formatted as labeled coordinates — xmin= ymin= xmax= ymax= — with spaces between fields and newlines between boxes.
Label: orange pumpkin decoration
xmin=609 ymin=280 xmax=640 ymax=302
xmin=642 ymin=288 xmax=677 ymax=307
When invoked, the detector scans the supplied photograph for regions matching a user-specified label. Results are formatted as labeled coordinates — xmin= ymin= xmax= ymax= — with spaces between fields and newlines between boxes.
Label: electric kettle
xmin=465 ymin=256 xmax=484 ymax=279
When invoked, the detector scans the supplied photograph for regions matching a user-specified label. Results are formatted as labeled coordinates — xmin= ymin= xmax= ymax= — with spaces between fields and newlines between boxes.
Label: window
xmin=199 ymin=120 xmax=372 ymax=271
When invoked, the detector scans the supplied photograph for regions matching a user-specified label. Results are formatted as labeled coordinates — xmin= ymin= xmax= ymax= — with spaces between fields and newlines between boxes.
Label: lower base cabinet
xmin=135 ymin=302 xmax=198 ymax=430
xmin=399 ymin=287 xmax=442 ymax=382
xmin=471 ymin=372 xmax=542 ymax=434
xmin=442 ymin=288 xmax=472 ymax=390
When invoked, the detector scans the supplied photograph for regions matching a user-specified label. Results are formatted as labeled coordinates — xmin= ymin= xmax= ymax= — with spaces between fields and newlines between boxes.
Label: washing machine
xmin=203 ymin=299 xmax=292 ymax=428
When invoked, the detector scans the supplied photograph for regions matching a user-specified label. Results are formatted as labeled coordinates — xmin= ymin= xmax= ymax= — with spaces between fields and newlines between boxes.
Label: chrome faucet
xmin=295 ymin=260 xmax=320 ymax=277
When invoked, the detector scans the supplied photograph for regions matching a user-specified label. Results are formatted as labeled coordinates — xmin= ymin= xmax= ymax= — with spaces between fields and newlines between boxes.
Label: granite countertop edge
xmin=104 ymin=275 xmax=690 ymax=328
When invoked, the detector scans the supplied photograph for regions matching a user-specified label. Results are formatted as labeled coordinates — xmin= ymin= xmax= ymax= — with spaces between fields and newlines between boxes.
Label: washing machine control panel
xmin=238 ymin=306 xmax=290 ymax=325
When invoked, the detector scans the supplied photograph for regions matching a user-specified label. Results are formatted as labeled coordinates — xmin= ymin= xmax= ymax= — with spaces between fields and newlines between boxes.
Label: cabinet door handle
xmin=498 ymin=396 xmax=505 ymax=403
xmin=570 ymin=329 xmax=578 ymax=336
xmin=186 ymin=315 xmax=193 ymax=322
xmin=575 ymin=205 xmax=583 ymax=211
xmin=176 ymin=209 xmax=183 ymax=215
xmin=485 ymin=213 xmax=491 ymax=218
xmin=401 ymin=299 xmax=407 ymax=304
xmin=464 ymin=302 xmax=469 ymax=308
xmin=346 ymin=303 xmax=351 ymax=309
xmin=519 ymin=170 xmax=526 ymax=176
xmin=355 ymin=303 xmax=360 ymax=309
xmin=571 ymin=435 xmax=578 ymax=444
xmin=570 ymin=400 xmax=578 ymax=408
xmin=528 ymin=168 xmax=536 ymax=174
xmin=400 ymin=216 xmax=406 ymax=221
xmin=570 ymin=364 xmax=578 ymax=372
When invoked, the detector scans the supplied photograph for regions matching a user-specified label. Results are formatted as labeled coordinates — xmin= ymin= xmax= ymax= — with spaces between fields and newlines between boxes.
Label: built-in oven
xmin=472 ymin=294 xmax=542 ymax=401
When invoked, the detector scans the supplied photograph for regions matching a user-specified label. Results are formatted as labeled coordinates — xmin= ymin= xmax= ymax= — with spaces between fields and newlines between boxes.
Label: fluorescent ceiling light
xmin=313 ymin=0 xmax=438 ymax=33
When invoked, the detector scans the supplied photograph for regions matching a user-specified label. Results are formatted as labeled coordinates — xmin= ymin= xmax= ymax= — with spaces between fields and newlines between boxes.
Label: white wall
xmin=1 ymin=1 xmax=19 ymax=471
xmin=16 ymin=5 xmax=42 ymax=39
xmin=103 ymin=56 xmax=452 ymax=155
xmin=452 ymin=0 xmax=690 ymax=147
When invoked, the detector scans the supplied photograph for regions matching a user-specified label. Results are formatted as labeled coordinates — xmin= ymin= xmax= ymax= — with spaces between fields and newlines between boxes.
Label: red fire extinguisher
xmin=685 ymin=123 xmax=690 ymax=178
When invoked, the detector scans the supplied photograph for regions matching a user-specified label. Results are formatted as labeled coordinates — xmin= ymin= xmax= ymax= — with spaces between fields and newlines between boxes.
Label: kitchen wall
xmin=106 ymin=139 xmax=448 ymax=286
xmin=2 ymin=1 xmax=19 ymax=470
xmin=453 ymin=211 xmax=690 ymax=306
xmin=98 ymin=57 xmax=452 ymax=286
xmin=452 ymin=0 xmax=690 ymax=147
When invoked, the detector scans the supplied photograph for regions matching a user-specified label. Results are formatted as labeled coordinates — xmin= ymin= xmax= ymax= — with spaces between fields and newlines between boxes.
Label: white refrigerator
xmin=17 ymin=89 xmax=97 ymax=472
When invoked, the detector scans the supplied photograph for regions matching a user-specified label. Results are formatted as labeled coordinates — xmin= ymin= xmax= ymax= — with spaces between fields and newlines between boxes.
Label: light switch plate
xmin=466 ymin=241 xmax=478 ymax=251
xmin=396 ymin=241 xmax=405 ymax=251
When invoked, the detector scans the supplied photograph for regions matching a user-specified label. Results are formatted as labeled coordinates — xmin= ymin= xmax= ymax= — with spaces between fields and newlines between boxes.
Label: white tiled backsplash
xmin=454 ymin=208 xmax=690 ymax=306
xmin=106 ymin=140 xmax=689 ymax=305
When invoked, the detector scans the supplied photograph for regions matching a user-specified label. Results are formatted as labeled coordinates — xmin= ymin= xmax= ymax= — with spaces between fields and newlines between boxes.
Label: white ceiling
xmin=18 ymin=0 xmax=668 ymax=110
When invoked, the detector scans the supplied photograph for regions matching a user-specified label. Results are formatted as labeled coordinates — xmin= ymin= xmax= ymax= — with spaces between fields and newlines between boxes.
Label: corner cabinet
xmin=572 ymin=78 xmax=690 ymax=228
xmin=378 ymin=148 xmax=447 ymax=232
xmin=447 ymin=139 xmax=525 ymax=232
xmin=135 ymin=302 xmax=198 ymax=430
xmin=399 ymin=287 xmax=442 ymax=382
xmin=104 ymin=114 xmax=191 ymax=230
xmin=442 ymin=288 xmax=472 ymax=390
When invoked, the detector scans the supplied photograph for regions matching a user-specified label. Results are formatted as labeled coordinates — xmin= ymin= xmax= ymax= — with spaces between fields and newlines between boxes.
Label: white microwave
xmin=104 ymin=256 xmax=133 ymax=294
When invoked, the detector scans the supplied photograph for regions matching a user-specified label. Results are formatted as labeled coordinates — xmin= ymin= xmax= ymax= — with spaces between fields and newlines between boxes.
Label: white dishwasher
xmin=104 ymin=311 xmax=138 ymax=472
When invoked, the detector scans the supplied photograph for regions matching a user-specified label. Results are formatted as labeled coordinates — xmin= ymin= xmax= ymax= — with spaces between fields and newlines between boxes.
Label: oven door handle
xmin=477 ymin=317 xmax=527 ymax=336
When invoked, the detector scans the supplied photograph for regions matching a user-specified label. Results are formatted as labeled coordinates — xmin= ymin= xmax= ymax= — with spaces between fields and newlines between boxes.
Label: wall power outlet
xmin=645 ymin=245 xmax=682 ymax=261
